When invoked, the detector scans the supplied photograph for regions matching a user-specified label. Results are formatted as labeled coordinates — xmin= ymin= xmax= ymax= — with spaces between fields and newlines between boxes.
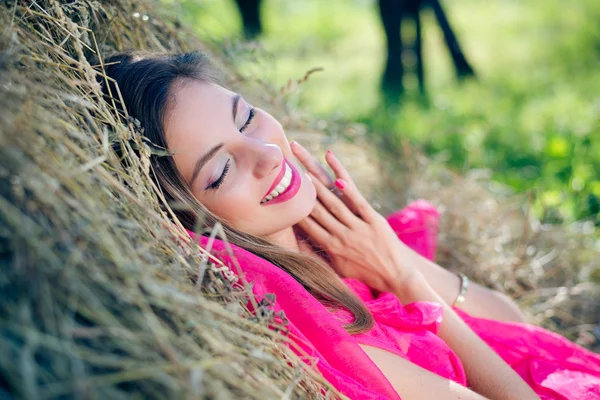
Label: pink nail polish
xmin=326 ymin=150 xmax=333 ymax=156
xmin=335 ymin=179 xmax=346 ymax=190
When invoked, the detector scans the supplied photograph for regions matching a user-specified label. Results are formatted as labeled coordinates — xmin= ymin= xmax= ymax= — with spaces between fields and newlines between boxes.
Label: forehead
xmin=165 ymin=80 xmax=234 ymax=150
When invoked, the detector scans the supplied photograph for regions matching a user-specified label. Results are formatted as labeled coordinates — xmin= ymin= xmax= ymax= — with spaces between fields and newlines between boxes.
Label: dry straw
xmin=0 ymin=0 xmax=598 ymax=399
xmin=0 ymin=0 xmax=347 ymax=398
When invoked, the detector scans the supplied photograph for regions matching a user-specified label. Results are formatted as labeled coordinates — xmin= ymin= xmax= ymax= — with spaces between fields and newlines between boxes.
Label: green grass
xmin=171 ymin=0 xmax=600 ymax=223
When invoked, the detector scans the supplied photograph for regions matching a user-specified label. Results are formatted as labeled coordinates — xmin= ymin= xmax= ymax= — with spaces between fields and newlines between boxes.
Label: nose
xmin=245 ymin=139 xmax=283 ymax=179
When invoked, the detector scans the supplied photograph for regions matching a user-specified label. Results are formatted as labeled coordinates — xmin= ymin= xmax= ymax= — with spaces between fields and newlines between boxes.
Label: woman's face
xmin=166 ymin=79 xmax=316 ymax=237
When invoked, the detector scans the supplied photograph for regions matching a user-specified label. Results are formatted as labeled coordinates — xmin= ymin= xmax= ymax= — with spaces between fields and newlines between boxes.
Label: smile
xmin=260 ymin=159 xmax=301 ymax=205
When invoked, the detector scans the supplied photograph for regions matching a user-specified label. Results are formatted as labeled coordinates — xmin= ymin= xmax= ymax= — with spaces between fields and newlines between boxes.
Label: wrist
xmin=385 ymin=244 xmax=421 ymax=287
xmin=387 ymin=264 xmax=427 ymax=298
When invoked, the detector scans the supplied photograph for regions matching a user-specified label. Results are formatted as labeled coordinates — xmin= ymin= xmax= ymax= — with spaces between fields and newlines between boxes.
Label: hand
xmin=290 ymin=141 xmax=355 ymax=211
xmin=291 ymin=142 xmax=418 ymax=294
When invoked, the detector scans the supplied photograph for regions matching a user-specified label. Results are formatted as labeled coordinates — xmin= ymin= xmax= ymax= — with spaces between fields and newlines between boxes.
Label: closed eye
xmin=206 ymin=159 xmax=230 ymax=190
xmin=240 ymin=107 xmax=256 ymax=133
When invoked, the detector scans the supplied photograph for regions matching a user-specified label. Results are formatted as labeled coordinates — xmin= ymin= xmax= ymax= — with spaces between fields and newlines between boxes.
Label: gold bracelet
xmin=452 ymin=273 xmax=469 ymax=308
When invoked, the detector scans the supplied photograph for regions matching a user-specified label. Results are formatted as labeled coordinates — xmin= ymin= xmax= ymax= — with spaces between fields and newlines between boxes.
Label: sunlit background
xmin=164 ymin=0 xmax=600 ymax=225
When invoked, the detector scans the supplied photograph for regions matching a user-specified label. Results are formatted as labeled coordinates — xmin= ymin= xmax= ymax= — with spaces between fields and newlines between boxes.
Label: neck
xmin=264 ymin=226 xmax=320 ymax=258
xmin=265 ymin=227 xmax=299 ymax=251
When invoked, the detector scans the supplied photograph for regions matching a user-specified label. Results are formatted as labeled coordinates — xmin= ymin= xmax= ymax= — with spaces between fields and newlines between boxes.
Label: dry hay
xmin=1 ymin=0 xmax=599 ymax=399
xmin=0 ymin=0 xmax=347 ymax=399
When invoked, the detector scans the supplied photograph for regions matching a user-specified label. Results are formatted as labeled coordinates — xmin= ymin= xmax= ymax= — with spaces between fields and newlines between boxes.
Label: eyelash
xmin=207 ymin=160 xmax=230 ymax=190
xmin=206 ymin=107 xmax=254 ymax=191
xmin=239 ymin=107 xmax=256 ymax=132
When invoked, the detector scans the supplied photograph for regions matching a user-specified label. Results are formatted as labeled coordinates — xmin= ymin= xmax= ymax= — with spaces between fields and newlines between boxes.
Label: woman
xmin=99 ymin=51 xmax=600 ymax=400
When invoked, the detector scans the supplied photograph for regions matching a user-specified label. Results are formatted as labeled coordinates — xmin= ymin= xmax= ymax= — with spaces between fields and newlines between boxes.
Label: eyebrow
xmin=189 ymin=143 xmax=224 ymax=186
xmin=232 ymin=94 xmax=241 ymax=122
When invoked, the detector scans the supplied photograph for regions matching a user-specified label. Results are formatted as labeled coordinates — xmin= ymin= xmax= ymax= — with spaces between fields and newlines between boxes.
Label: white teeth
xmin=262 ymin=163 xmax=294 ymax=204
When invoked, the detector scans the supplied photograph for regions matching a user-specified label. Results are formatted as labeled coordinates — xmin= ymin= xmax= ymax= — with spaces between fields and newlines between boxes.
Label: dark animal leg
xmin=233 ymin=0 xmax=263 ymax=39
xmin=427 ymin=0 xmax=474 ymax=78
xmin=408 ymin=0 xmax=425 ymax=93
xmin=378 ymin=0 xmax=407 ymax=95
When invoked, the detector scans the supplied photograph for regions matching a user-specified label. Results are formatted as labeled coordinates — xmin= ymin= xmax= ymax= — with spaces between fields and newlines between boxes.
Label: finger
xmin=296 ymin=216 xmax=330 ymax=247
xmin=310 ymin=200 xmax=347 ymax=235
xmin=290 ymin=142 xmax=362 ymax=214
xmin=324 ymin=150 xmax=353 ymax=181
xmin=290 ymin=141 xmax=335 ymax=187
xmin=310 ymin=173 xmax=356 ymax=227
xmin=325 ymin=151 xmax=376 ymax=223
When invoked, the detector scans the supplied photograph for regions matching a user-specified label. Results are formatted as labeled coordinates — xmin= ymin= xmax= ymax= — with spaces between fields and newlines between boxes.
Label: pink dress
xmin=350 ymin=200 xmax=600 ymax=399
xmin=333 ymin=278 xmax=467 ymax=385
xmin=188 ymin=200 xmax=600 ymax=399
xmin=337 ymin=277 xmax=600 ymax=399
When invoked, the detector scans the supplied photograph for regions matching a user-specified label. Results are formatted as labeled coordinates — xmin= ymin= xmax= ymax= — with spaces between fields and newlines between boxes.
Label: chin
xmin=275 ymin=172 xmax=316 ymax=229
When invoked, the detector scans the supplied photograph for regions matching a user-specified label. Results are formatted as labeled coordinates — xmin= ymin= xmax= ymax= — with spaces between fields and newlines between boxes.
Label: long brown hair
xmin=97 ymin=51 xmax=374 ymax=334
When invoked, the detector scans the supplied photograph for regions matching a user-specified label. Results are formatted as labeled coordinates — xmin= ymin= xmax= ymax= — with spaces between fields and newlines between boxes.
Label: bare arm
xmin=390 ymin=271 xmax=539 ymax=400
xmin=403 ymin=245 xmax=527 ymax=323
xmin=360 ymin=344 xmax=489 ymax=400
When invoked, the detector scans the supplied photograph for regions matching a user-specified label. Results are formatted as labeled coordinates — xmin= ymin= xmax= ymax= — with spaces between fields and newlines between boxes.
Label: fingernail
xmin=326 ymin=150 xmax=333 ymax=156
xmin=335 ymin=179 xmax=346 ymax=189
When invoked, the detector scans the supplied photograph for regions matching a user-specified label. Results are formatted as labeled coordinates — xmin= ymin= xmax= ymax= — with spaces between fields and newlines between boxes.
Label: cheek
xmin=302 ymin=173 xmax=317 ymax=205
xmin=288 ymin=170 xmax=317 ymax=220
xmin=194 ymin=176 xmax=262 ymax=228
xmin=202 ymin=188 xmax=255 ymax=223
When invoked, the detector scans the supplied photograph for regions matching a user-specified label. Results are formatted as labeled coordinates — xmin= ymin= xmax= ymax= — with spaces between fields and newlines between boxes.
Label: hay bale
xmin=0 ymin=1 xmax=345 ymax=398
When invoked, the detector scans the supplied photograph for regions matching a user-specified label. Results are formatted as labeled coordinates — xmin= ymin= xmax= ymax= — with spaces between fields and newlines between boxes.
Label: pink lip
xmin=261 ymin=159 xmax=301 ymax=206
xmin=262 ymin=160 xmax=287 ymax=198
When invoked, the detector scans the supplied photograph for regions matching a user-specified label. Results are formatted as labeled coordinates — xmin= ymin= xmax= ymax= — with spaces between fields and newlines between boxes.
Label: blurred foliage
xmin=167 ymin=0 xmax=600 ymax=224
